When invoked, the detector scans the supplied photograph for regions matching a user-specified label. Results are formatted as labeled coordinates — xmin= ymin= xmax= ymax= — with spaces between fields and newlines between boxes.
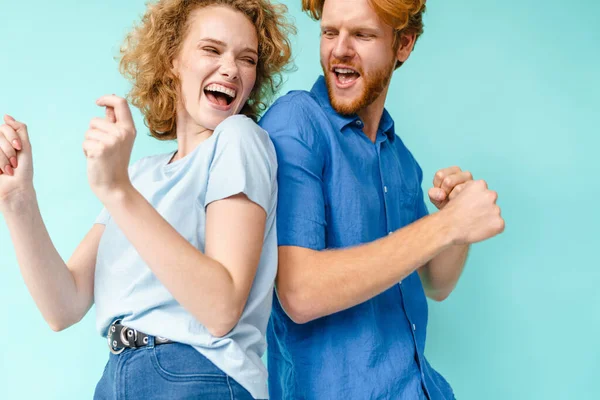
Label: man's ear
xmin=396 ymin=32 xmax=417 ymax=67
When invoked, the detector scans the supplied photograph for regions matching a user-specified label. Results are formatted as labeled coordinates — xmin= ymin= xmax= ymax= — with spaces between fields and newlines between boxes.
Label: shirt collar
xmin=379 ymin=108 xmax=396 ymax=143
xmin=310 ymin=76 xmax=396 ymax=143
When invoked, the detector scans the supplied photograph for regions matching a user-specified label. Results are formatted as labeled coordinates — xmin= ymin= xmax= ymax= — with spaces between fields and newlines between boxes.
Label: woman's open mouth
xmin=204 ymin=83 xmax=237 ymax=109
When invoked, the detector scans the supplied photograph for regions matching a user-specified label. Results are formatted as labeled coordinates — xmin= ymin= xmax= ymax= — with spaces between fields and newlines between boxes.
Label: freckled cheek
xmin=242 ymin=71 xmax=257 ymax=98
xmin=180 ymin=73 xmax=202 ymax=97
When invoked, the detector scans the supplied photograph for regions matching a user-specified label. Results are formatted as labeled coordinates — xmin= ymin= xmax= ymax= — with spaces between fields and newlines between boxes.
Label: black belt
xmin=107 ymin=319 xmax=174 ymax=354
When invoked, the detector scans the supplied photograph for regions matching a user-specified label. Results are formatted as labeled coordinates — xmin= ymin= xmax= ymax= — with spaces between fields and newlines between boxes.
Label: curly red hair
xmin=119 ymin=0 xmax=295 ymax=140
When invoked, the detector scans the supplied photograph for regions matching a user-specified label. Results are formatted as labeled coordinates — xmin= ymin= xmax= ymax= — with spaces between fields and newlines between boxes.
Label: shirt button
xmin=355 ymin=120 xmax=362 ymax=126
xmin=413 ymin=324 xmax=416 ymax=331
xmin=384 ymin=186 xmax=388 ymax=193
xmin=388 ymin=231 xmax=393 ymax=235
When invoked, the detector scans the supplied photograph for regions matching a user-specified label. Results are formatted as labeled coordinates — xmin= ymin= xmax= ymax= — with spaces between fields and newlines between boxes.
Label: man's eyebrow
xmin=320 ymin=23 xmax=381 ymax=33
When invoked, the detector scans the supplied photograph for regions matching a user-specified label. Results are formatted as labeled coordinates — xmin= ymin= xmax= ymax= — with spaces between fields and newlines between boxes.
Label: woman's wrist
xmin=95 ymin=181 xmax=136 ymax=209
xmin=0 ymin=185 xmax=37 ymax=214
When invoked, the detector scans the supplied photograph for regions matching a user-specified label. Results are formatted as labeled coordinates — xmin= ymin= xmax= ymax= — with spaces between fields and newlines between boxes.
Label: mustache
xmin=327 ymin=58 xmax=363 ymax=74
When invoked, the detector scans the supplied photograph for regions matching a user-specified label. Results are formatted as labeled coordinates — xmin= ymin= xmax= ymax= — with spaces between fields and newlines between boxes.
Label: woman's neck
xmin=170 ymin=114 xmax=214 ymax=163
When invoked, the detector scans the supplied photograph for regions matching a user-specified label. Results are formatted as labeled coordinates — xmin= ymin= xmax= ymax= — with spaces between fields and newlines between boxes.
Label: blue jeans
xmin=94 ymin=336 xmax=256 ymax=399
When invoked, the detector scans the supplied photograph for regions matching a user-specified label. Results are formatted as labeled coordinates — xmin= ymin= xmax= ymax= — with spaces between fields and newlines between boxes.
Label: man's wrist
xmin=428 ymin=210 xmax=460 ymax=248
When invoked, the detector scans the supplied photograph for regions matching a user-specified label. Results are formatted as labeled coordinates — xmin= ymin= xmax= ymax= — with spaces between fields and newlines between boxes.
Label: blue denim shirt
xmin=259 ymin=77 xmax=455 ymax=400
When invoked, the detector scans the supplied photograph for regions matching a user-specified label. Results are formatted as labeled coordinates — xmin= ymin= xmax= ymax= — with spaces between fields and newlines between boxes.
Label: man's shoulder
xmin=275 ymin=89 xmax=318 ymax=105
xmin=260 ymin=90 xmax=330 ymax=148
xmin=262 ymin=90 xmax=323 ymax=121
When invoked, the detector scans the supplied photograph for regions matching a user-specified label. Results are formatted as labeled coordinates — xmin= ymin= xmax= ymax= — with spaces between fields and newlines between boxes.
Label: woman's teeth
xmin=205 ymin=83 xmax=236 ymax=98
xmin=204 ymin=83 xmax=236 ymax=106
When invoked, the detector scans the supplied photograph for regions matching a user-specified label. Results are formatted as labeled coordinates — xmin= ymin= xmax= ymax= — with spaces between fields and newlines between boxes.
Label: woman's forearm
xmin=1 ymin=188 xmax=88 ymax=330
xmin=100 ymin=185 xmax=246 ymax=337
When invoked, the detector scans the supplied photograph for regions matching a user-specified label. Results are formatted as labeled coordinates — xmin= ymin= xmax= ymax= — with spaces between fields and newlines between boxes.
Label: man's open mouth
xmin=333 ymin=67 xmax=360 ymax=85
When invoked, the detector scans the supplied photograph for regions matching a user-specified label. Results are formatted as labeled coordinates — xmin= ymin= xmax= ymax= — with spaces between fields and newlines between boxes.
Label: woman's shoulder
xmin=213 ymin=115 xmax=274 ymax=154
xmin=128 ymin=151 xmax=173 ymax=175
xmin=215 ymin=114 xmax=266 ymax=137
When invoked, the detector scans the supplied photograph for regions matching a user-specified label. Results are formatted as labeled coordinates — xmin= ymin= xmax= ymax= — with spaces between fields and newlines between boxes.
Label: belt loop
xmin=147 ymin=335 xmax=156 ymax=349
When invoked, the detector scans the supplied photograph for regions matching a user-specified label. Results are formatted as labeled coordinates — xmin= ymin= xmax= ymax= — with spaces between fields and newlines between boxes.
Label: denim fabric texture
xmin=94 ymin=337 xmax=257 ymax=400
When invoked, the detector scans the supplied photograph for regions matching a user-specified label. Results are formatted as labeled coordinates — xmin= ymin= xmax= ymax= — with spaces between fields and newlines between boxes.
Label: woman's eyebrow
xmin=199 ymin=37 xmax=258 ymax=56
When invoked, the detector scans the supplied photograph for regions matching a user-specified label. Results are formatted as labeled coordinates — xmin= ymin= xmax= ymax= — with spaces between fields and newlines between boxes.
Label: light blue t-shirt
xmin=94 ymin=115 xmax=277 ymax=399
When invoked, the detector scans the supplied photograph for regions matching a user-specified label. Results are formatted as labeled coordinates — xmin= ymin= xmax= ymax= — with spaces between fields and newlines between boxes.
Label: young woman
xmin=0 ymin=0 xmax=293 ymax=398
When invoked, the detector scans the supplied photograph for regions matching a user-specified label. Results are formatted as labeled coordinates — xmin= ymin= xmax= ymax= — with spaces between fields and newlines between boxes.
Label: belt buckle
xmin=107 ymin=319 xmax=125 ymax=355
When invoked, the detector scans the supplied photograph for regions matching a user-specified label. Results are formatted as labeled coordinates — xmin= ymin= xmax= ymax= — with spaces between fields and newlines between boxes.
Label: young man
xmin=259 ymin=0 xmax=504 ymax=398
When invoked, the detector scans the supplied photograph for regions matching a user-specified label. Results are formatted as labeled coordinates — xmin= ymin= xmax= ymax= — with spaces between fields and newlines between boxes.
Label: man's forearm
xmin=277 ymin=211 xmax=457 ymax=323
xmin=418 ymin=244 xmax=469 ymax=301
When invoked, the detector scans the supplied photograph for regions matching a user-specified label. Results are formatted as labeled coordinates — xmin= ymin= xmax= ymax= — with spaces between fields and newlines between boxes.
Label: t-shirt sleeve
xmin=94 ymin=207 xmax=111 ymax=225
xmin=260 ymin=97 xmax=327 ymax=250
xmin=204 ymin=115 xmax=276 ymax=214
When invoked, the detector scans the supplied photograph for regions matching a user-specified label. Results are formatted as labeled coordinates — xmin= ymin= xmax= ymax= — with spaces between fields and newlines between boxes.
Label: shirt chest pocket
xmin=382 ymin=148 xmax=421 ymax=230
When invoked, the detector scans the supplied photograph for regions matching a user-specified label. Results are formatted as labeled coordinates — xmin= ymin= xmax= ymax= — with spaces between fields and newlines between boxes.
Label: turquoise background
xmin=1 ymin=0 xmax=598 ymax=398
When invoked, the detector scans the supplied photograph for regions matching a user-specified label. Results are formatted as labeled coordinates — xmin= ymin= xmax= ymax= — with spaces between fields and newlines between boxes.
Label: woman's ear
xmin=171 ymin=58 xmax=179 ymax=75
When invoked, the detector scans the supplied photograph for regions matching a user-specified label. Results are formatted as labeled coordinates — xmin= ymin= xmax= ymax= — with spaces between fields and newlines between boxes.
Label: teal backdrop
xmin=1 ymin=0 xmax=598 ymax=398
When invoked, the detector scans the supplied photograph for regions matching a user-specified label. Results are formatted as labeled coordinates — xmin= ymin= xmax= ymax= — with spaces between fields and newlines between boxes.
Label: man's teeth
xmin=335 ymin=68 xmax=357 ymax=74
xmin=205 ymin=84 xmax=236 ymax=98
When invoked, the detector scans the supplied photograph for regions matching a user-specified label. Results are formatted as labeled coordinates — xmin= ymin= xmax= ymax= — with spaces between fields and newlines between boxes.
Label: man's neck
xmin=356 ymin=86 xmax=389 ymax=143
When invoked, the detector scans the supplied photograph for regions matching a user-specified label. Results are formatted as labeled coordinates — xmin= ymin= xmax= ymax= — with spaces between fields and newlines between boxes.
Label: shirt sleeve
xmin=260 ymin=96 xmax=328 ymax=250
xmin=204 ymin=115 xmax=276 ymax=214
xmin=414 ymin=160 xmax=430 ymax=220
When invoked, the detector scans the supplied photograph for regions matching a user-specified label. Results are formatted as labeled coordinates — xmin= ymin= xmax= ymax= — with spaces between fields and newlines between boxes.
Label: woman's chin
xmin=194 ymin=112 xmax=229 ymax=131
xmin=180 ymin=101 xmax=244 ymax=132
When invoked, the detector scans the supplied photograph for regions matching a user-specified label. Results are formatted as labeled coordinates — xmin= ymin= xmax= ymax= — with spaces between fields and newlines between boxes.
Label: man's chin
xmin=329 ymin=90 xmax=367 ymax=114
xmin=325 ymin=75 xmax=367 ymax=115
xmin=330 ymin=99 xmax=361 ymax=116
